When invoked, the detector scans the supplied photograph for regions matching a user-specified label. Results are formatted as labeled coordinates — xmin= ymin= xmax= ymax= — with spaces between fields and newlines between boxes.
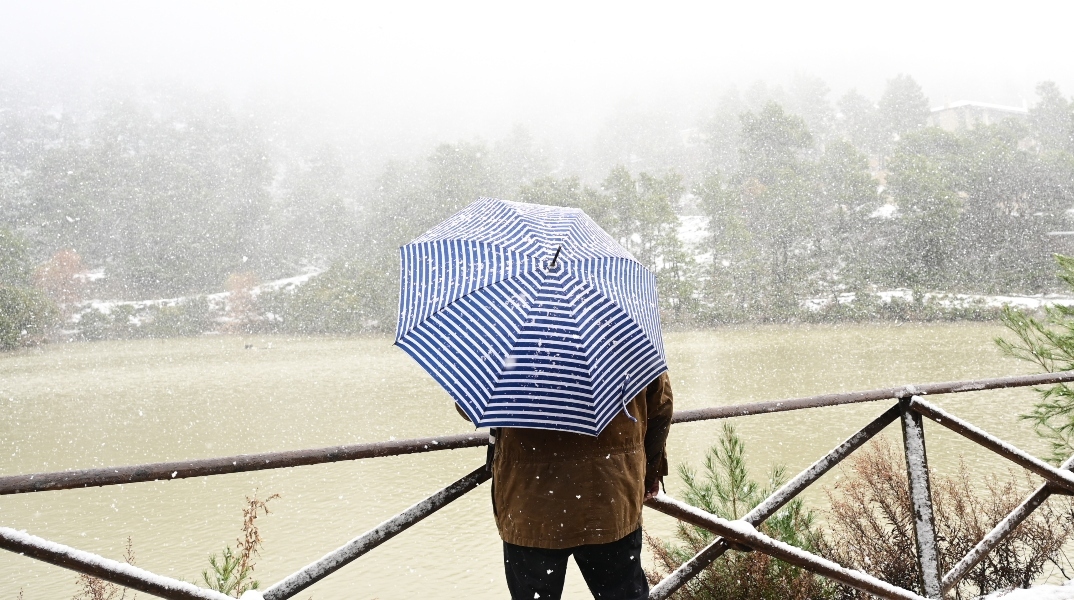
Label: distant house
xmin=929 ymin=101 xmax=1029 ymax=131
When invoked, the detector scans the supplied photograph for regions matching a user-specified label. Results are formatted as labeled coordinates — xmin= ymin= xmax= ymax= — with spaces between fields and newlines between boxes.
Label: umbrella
xmin=394 ymin=197 xmax=667 ymax=436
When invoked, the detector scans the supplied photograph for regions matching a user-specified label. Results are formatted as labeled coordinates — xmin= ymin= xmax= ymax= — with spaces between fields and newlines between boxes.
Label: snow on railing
xmin=4 ymin=371 xmax=1074 ymax=599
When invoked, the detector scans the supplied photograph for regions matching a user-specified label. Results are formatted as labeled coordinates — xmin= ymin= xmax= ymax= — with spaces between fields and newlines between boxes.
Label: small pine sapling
xmin=646 ymin=423 xmax=835 ymax=600
xmin=996 ymin=254 xmax=1074 ymax=463
xmin=202 ymin=492 xmax=280 ymax=597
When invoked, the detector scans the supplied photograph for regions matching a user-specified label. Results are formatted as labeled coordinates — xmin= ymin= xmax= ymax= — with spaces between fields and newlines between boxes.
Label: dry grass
xmin=71 ymin=537 xmax=136 ymax=600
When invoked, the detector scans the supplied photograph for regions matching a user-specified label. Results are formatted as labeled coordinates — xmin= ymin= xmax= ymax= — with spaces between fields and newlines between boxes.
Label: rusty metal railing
xmin=3 ymin=370 xmax=1074 ymax=599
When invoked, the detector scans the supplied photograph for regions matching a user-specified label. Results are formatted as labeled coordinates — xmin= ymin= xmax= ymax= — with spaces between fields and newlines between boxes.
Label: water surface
xmin=0 ymin=324 xmax=1048 ymax=598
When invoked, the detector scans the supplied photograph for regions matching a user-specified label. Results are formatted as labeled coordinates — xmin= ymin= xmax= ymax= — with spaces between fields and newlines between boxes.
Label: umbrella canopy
xmin=395 ymin=197 xmax=667 ymax=436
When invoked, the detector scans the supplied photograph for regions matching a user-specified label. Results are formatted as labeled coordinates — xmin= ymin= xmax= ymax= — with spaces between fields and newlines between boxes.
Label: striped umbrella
xmin=395 ymin=197 xmax=667 ymax=436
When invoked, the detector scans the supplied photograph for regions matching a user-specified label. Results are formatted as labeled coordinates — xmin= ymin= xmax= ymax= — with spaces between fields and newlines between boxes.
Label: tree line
xmin=2 ymin=75 xmax=1074 ymax=344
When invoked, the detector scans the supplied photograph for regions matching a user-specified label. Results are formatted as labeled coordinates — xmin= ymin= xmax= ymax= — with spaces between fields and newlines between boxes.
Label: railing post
xmin=901 ymin=395 xmax=941 ymax=598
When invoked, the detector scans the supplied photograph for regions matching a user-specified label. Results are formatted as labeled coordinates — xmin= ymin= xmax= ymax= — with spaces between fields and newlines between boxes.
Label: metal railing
xmin=3 ymin=370 xmax=1074 ymax=599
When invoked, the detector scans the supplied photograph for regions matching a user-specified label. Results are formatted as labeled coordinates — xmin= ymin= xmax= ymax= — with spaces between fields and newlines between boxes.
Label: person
xmin=459 ymin=372 xmax=674 ymax=600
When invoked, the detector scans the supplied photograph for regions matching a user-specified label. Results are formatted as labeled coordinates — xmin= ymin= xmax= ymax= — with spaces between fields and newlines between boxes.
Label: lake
xmin=0 ymin=323 xmax=1050 ymax=599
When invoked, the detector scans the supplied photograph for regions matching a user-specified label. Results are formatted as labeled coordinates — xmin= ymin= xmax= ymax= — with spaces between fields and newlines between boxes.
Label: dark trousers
xmin=503 ymin=527 xmax=648 ymax=600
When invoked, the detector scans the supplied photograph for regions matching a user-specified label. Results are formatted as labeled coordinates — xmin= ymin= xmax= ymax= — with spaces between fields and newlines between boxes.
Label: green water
xmin=0 ymin=324 xmax=1049 ymax=599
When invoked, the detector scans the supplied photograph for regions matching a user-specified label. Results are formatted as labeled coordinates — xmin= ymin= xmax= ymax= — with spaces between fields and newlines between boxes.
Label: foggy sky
xmin=2 ymin=0 xmax=1072 ymax=150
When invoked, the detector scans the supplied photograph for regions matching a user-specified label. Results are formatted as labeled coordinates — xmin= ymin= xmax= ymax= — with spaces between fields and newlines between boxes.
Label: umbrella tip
xmin=549 ymin=245 xmax=562 ymax=269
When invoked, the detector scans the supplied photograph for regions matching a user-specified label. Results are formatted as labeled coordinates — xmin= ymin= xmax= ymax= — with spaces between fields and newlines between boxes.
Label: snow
xmin=982 ymin=582 xmax=1074 ymax=599
xmin=677 ymin=215 xmax=708 ymax=246
xmin=73 ymin=268 xmax=106 ymax=282
xmin=871 ymin=203 xmax=898 ymax=219
xmin=803 ymin=289 xmax=1074 ymax=312
xmin=931 ymin=100 xmax=1029 ymax=115
xmin=68 ymin=266 xmax=323 ymax=324
xmin=249 ymin=267 xmax=323 ymax=295
xmin=673 ymin=217 xmax=1074 ymax=315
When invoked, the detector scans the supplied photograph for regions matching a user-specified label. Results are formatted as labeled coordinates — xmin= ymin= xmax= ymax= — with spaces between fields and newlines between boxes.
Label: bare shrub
xmin=72 ymin=537 xmax=136 ymax=600
xmin=821 ymin=438 xmax=1074 ymax=599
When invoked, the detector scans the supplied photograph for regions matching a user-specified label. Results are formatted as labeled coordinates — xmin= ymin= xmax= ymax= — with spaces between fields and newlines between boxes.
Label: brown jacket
xmin=462 ymin=372 xmax=674 ymax=549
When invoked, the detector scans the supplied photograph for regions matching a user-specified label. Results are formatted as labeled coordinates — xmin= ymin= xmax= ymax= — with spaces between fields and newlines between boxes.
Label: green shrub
xmin=143 ymin=298 xmax=214 ymax=338
xmin=262 ymin=257 xmax=396 ymax=335
xmin=76 ymin=308 xmax=113 ymax=341
xmin=0 ymin=285 xmax=59 ymax=350
xmin=202 ymin=493 xmax=279 ymax=597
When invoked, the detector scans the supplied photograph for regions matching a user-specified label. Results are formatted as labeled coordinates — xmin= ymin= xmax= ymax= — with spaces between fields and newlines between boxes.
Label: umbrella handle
xmin=620 ymin=375 xmax=638 ymax=423
xmin=485 ymin=428 xmax=499 ymax=473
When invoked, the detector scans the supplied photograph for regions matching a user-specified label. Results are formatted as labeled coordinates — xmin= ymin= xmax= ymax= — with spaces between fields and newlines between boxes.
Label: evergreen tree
xmin=0 ymin=228 xmax=58 ymax=349
xmin=878 ymin=74 xmax=930 ymax=149
xmin=1029 ymin=81 xmax=1074 ymax=154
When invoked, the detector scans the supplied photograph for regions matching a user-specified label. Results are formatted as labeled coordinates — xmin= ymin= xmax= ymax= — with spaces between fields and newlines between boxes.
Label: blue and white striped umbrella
xmin=395 ymin=197 xmax=667 ymax=436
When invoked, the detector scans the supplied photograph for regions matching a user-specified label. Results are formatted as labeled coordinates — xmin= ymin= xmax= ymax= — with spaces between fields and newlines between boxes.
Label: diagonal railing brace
xmin=262 ymin=465 xmax=490 ymax=600
xmin=646 ymin=494 xmax=928 ymax=600
xmin=941 ymin=453 xmax=1074 ymax=593
xmin=908 ymin=397 xmax=1074 ymax=493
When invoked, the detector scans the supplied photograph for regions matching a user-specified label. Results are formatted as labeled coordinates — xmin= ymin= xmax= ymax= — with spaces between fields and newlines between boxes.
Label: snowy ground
xmin=802 ymin=289 xmax=1074 ymax=312
xmin=70 ymin=266 xmax=322 ymax=323
xmin=982 ymin=582 xmax=1074 ymax=599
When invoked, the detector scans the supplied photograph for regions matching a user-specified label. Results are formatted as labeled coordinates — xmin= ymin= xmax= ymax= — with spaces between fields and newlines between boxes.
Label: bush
xmin=821 ymin=438 xmax=1073 ymax=599
xmin=75 ymin=307 xmax=114 ymax=341
xmin=262 ymin=257 xmax=396 ymax=335
xmin=646 ymin=423 xmax=836 ymax=600
xmin=0 ymin=285 xmax=59 ymax=349
xmin=142 ymin=298 xmax=214 ymax=338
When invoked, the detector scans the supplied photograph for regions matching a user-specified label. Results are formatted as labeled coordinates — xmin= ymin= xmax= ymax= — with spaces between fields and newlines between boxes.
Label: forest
xmin=3 ymin=74 xmax=1074 ymax=346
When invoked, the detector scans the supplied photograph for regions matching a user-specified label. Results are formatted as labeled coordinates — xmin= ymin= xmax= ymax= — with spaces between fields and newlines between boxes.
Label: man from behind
xmin=462 ymin=372 xmax=674 ymax=599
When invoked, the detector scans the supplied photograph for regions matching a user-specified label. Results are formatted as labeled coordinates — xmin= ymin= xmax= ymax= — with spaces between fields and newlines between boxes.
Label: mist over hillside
xmin=3 ymin=1 xmax=1074 ymax=344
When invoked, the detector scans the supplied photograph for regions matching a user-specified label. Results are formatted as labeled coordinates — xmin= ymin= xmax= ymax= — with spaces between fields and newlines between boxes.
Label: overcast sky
xmin=2 ymin=0 xmax=1072 ymax=148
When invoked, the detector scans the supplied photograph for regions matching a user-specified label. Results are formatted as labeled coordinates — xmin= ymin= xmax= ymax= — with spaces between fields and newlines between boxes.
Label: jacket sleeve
xmin=644 ymin=372 xmax=674 ymax=489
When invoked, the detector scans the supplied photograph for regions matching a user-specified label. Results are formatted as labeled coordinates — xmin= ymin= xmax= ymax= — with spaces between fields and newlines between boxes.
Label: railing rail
xmin=0 ymin=433 xmax=490 ymax=495
xmin=5 ymin=371 xmax=1071 ymax=497
xmin=4 ymin=370 xmax=1074 ymax=599
xmin=0 ymin=527 xmax=231 ymax=600
xmin=644 ymin=494 xmax=930 ymax=600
